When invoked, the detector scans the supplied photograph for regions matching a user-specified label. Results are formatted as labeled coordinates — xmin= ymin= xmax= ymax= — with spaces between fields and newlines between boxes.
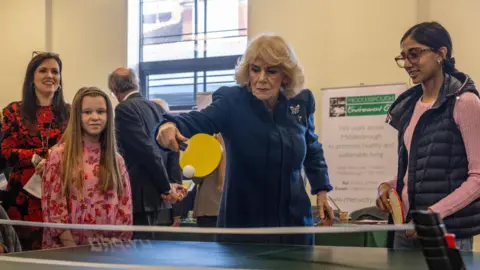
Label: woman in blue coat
xmin=156 ymin=34 xmax=334 ymax=245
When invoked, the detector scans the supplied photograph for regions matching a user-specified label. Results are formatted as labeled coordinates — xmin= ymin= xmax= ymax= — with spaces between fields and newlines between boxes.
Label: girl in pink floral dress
xmin=41 ymin=87 xmax=133 ymax=248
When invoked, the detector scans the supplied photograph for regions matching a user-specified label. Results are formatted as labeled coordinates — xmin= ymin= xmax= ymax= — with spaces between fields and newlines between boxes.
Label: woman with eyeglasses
xmin=1 ymin=52 xmax=70 ymax=250
xmin=375 ymin=22 xmax=480 ymax=251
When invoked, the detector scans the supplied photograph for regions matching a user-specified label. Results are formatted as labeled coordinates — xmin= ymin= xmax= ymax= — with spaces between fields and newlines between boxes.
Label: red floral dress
xmin=41 ymin=141 xmax=133 ymax=249
xmin=1 ymin=102 xmax=67 ymax=250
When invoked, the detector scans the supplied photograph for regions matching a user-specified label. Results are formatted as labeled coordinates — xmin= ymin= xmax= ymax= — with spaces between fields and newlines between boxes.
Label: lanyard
xmin=40 ymin=122 xmax=53 ymax=152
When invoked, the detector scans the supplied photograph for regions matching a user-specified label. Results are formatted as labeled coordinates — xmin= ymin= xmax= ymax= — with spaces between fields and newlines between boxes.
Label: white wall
xmin=0 ymin=0 xmax=47 ymax=108
xmin=0 ymin=0 xmax=128 ymax=108
xmin=249 ymin=0 xmax=418 ymax=130
xmin=248 ymin=0 xmax=480 ymax=131
xmin=428 ymin=0 xmax=480 ymax=84
xmin=51 ymin=0 xmax=128 ymax=103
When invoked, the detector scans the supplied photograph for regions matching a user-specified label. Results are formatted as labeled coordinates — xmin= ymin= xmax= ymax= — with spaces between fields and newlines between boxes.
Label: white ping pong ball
xmin=183 ymin=165 xmax=195 ymax=178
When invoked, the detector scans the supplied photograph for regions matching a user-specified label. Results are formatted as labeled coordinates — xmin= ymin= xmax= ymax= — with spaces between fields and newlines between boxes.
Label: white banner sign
xmin=319 ymin=83 xmax=406 ymax=213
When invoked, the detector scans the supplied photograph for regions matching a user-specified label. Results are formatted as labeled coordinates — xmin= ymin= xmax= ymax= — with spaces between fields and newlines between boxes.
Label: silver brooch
xmin=290 ymin=104 xmax=300 ymax=115
xmin=290 ymin=104 xmax=303 ymax=123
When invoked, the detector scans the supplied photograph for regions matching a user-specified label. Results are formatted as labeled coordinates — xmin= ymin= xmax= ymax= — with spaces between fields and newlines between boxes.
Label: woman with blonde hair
xmin=155 ymin=34 xmax=333 ymax=245
xmin=41 ymin=87 xmax=133 ymax=248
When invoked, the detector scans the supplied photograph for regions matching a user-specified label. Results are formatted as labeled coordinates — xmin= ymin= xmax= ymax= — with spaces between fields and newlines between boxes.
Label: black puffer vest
xmin=387 ymin=72 xmax=480 ymax=238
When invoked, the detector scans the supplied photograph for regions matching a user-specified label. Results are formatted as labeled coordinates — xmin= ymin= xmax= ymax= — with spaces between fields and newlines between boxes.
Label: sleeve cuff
xmin=428 ymin=205 xmax=447 ymax=220
xmin=153 ymin=119 xmax=174 ymax=152
xmin=311 ymin=185 xmax=333 ymax=195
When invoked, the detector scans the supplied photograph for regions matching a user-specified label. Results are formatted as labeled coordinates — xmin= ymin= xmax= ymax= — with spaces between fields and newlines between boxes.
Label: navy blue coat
xmin=159 ymin=86 xmax=332 ymax=245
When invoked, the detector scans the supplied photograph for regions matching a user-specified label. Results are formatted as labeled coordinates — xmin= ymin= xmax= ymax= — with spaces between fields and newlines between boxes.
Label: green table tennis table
xmin=181 ymin=221 xmax=388 ymax=248
xmin=1 ymin=240 xmax=478 ymax=269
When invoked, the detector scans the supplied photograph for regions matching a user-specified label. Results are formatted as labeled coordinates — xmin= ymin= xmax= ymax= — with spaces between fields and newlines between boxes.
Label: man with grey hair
xmin=109 ymin=67 xmax=184 ymax=237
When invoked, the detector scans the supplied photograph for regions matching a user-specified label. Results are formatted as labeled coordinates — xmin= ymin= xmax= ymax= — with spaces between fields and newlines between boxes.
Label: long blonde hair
xmin=59 ymin=87 xmax=122 ymax=197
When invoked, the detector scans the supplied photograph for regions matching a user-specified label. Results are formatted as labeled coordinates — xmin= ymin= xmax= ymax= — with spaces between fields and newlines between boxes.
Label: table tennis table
xmin=1 ymin=240 xmax=479 ymax=270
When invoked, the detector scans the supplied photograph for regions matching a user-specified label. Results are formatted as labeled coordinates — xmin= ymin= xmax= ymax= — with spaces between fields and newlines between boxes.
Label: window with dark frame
xmin=139 ymin=0 xmax=248 ymax=111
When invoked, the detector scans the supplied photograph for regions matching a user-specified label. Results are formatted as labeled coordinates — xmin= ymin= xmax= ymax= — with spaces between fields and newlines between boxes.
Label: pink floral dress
xmin=41 ymin=140 xmax=133 ymax=249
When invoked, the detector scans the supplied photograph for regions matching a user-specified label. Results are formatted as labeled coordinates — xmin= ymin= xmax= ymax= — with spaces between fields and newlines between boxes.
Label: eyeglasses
xmin=394 ymin=47 xmax=436 ymax=68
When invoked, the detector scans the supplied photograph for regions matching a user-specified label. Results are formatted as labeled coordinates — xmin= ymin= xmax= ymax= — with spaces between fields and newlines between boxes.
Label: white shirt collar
xmin=123 ymin=91 xmax=139 ymax=101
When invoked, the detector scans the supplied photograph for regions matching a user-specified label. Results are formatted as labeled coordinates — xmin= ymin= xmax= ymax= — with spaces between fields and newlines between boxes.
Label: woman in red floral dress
xmin=1 ymin=52 xmax=70 ymax=250
xmin=41 ymin=87 xmax=132 ymax=248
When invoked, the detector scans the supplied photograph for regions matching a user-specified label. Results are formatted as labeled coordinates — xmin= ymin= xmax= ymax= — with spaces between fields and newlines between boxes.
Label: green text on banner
xmin=318 ymin=83 xmax=407 ymax=213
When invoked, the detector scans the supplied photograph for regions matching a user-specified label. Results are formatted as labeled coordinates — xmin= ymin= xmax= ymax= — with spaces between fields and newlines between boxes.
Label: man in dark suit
xmin=152 ymin=99 xmax=183 ymax=227
xmin=109 ymin=68 xmax=184 ymax=237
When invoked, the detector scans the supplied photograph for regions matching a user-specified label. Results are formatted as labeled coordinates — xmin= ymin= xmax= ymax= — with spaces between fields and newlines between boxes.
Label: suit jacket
xmin=115 ymin=92 xmax=182 ymax=214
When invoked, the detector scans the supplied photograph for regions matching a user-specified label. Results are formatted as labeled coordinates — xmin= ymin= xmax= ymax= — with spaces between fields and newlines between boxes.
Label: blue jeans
xmin=394 ymin=231 xmax=473 ymax=252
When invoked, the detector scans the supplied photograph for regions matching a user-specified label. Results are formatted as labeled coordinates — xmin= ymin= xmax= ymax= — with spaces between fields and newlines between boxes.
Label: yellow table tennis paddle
xmin=179 ymin=133 xmax=223 ymax=178
xmin=388 ymin=189 xmax=405 ymax=224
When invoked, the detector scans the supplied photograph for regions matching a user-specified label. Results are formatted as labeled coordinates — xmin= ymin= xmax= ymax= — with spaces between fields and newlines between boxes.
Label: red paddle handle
xmin=444 ymin=233 xmax=456 ymax=249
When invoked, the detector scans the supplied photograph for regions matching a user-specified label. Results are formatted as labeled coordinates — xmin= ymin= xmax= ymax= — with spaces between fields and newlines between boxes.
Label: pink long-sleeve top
xmin=41 ymin=140 xmax=133 ymax=249
xmin=388 ymin=92 xmax=480 ymax=219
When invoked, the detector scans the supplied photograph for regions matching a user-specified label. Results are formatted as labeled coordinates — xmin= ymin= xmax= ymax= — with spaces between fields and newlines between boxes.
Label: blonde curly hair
xmin=234 ymin=33 xmax=305 ymax=97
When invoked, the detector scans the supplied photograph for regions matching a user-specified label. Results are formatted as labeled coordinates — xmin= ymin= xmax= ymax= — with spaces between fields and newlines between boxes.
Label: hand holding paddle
xmin=156 ymin=122 xmax=188 ymax=152
xmin=376 ymin=183 xmax=393 ymax=213
xmin=376 ymin=183 xmax=405 ymax=225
